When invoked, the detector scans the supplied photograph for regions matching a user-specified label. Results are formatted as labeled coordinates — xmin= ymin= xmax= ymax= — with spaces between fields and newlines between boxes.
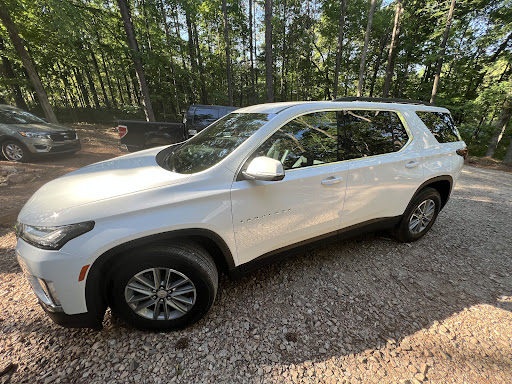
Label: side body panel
xmin=407 ymin=112 xmax=465 ymax=187
xmin=231 ymin=162 xmax=349 ymax=265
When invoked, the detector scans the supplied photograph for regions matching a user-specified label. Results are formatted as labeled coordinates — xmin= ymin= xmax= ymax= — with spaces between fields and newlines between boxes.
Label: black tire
xmin=1 ymin=140 xmax=31 ymax=162
xmin=393 ymin=187 xmax=441 ymax=243
xmin=108 ymin=242 xmax=218 ymax=331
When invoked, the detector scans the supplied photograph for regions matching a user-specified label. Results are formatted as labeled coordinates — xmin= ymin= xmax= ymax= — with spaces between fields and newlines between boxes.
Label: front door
xmin=230 ymin=110 xmax=349 ymax=266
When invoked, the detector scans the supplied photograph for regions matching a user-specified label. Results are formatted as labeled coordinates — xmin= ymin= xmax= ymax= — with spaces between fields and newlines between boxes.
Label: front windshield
xmin=167 ymin=112 xmax=270 ymax=174
xmin=0 ymin=108 xmax=46 ymax=124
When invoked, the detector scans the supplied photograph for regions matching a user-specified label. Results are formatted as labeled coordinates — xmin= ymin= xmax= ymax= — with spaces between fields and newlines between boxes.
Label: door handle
xmin=405 ymin=161 xmax=420 ymax=169
xmin=321 ymin=176 xmax=343 ymax=185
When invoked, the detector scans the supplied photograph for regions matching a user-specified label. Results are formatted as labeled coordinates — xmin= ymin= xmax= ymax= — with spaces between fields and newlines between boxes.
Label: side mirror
xmin=242 ymin=156 xmax=285 ymax=181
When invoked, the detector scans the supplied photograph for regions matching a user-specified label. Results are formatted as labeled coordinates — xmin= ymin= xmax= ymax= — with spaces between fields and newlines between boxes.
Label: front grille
xmin=49 ymin=131 xmax=77 ymax=142
xmin=49 ymin=143 xmax=81 ymax=153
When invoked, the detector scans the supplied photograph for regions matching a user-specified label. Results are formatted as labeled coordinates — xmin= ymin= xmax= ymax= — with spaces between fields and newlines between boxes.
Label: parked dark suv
xmin=0 ymin=105 xmax=81 ymax=162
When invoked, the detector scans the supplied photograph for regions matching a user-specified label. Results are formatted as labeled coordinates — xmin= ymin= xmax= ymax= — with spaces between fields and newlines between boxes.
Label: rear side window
xmin=342 ymin=110 xmax=409 ymax=159
xmin=194 ymin=108 xmax=220 ymax=126
xmin=416 ymin=111 xmax=461 ymax=143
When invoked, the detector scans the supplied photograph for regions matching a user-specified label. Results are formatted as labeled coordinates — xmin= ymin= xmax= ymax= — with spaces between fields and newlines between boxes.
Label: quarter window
xmin=342 ymin=110 xmax=409 ymax=159
xmin=255 ymin=111 xmax=339 ymax=170
xmin=416 ymin=111 xmax=461 ymax=143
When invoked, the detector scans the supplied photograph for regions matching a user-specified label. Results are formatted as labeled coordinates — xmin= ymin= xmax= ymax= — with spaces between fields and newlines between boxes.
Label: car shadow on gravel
xmin=206 ymin=224 xmax=511 ymax=366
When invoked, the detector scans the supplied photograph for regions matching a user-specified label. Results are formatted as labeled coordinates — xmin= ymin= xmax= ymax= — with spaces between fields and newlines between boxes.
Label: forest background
xmin=0 ymin=0 xmax=511 ymax=162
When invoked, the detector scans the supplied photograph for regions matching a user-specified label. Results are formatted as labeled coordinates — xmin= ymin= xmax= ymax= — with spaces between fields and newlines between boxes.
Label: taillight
xmin=456 ymin=148 xmax=468 ymax=159
xmin=117 ymin=125 xmax=128 ymax=139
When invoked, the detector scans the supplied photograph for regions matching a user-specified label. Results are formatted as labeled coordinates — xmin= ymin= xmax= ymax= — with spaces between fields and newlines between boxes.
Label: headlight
xmin=18 ymin=131 xmax=52 ymax=139
xmin=15 ymin=221 xmax=94 ymax=250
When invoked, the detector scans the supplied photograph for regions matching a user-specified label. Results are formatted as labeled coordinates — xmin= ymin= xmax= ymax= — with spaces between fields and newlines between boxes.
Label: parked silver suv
xmin=0 ymin=105 xmax=81 ymax=162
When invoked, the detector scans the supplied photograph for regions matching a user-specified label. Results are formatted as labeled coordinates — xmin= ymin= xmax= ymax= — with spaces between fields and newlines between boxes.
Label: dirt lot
xmin=0 ymin=128 xmax=511 ymax=384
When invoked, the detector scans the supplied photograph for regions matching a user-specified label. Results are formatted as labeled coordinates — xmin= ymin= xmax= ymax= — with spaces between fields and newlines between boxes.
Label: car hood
xmin=18 ymin=148 xmax=190 ymax=226
xmin=6 ymin=123 xmax=74 ymax=133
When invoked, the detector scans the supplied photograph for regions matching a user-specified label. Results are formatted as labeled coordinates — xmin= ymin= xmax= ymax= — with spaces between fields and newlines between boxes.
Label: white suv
xmin=15 ymin=99 xmax=466 ymax=331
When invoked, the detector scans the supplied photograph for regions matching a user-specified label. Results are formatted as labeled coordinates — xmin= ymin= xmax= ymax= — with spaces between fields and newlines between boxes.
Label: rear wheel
xmin=108 ymin=242 xmax=218 ymax=331
xmin=1 ymin=140 xmax=31 ymax=162
xmin=394 ymin=187 xmax=441 ymax=242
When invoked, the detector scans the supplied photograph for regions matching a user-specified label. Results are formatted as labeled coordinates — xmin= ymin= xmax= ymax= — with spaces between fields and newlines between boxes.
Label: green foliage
xmin=0 ymin=0 xmax=510 ymax=156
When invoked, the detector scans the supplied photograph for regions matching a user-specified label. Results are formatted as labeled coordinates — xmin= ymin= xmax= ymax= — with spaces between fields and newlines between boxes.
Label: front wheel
xmin=393 ymin=187 xmax=441 ymax=242
xmin=1 ymin=140 xmax=31 ymax=162
xmin=108 ymin=242 xmax=218 ymax=331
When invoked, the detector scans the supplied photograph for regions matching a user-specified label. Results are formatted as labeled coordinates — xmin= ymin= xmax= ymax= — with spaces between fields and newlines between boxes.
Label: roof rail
xmin=332 ymin=97 xmax=434 ymax=106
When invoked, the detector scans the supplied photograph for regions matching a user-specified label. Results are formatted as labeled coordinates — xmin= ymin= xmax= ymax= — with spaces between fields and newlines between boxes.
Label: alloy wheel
xmin=408 ymin=199 xmax=436 ymax=235
xmin=4 ymin=143 xmax=24 ymax=161
xmin=124 ymin=267 xmax=197 ymax=321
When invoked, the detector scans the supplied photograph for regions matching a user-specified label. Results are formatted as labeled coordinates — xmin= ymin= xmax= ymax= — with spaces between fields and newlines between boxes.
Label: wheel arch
xmin=84 ymin=228 xmax=236 ymax=323
xmin=409 ymin=175 xmax=453 ymax=211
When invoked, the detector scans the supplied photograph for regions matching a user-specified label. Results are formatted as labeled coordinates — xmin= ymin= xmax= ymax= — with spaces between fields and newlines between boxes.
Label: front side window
xmin=254 ymin=111 xmax=339 ymax=170
xmin=167 ymin=113 xmax=270 ymax=174
xmin=416 ymin=111 xmax=461 ymax=143
xmin=0 ymin=108 xmax=46 ymax=124
xmin=342 ymin=110 xmax=409 ymax=159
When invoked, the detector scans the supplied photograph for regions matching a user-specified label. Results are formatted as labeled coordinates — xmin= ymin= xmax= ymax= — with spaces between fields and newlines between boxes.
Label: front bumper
xmin=16 ymin=239 xmax=104 ymax=329
xmin=23 ymin=137 xmax=81 ymax=155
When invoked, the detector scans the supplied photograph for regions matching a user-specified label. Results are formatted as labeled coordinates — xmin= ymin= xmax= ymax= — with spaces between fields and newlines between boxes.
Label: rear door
xmin=231 ymin=111 xmax=349 ymax=266
xmin=340 ymin=109 xmax=424 ymax=228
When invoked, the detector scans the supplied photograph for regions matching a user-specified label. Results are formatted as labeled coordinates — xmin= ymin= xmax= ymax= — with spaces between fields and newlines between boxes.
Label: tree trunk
xmin=222 ymin=0 xmax=233 ymax=106
xmin=99 ymin=48 xmax=117 ymax=109
xmin=253 ymin=0 xmax=258 ymax=97
xmin=248 ymin=0 xmax=255 ymax=101
xmin=486 ymin=92 xmax=512 ymax=158
xmin=0 ymin=0 xmax=58 ymax=122
xmin=382 ymin=0 xmax=403 ymax=98
xmin=185 ymin=10 xmax=198 ymax=104
xmin=57 ymin=63 xmax=78 ymax=110
xmin=117 ymin=0 xmax=155 ymax=121
xmin=430 ymin=0 xmax=456 ymax=104
xmin=193 ymin=21 xmax=208 ymax=104
xmin=397 ymin=48 xmax=410 ymax=98
xmin=74 ymin=67 xmax=91 ymax=108
xmin=84 ymin=65 xmax=101 ymax=109
xmin=0 ymin=38 xmax=28 ymax=109
xmin=141 ymin=0 xmax=152 ymax=52
xmin=333 ymin=0 xmax=347 ymax=99
xmin=90 ymin=48 xmax=111 ymax=109
xmin=114 ymin=68 xmax=125 ymax=106
xmin=357 ymin=0 xmax=377 ymax=97
xmin=173 ymin=11 xmax=187 ymax=70
xmin=265 ymin=0 xmax=274 ymax=102
xmin=123 ymin=72 xmax=134 ymax=106
xmin=503 ymin=138 xmax=512 ymax=166
xmin=158 ymin=0 xmax=180 ymax=114
xmin=369 ymin=32 xmax=389 ymax=97
xmin=280 ymin=0 xmax=287 ymax=101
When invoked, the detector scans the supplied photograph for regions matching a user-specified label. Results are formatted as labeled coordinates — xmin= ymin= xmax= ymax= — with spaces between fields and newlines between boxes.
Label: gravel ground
xmin=1 ymin=148 xmax=511 ymax=383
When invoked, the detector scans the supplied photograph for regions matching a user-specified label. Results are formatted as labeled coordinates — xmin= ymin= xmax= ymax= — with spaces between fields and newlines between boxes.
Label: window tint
xmin=167 ymin=113 xmax=269 ymax=174
xmin=0 ymin=108 xmax=46 ymax=124
xmin=416 ymin=111 xmax=461 ymax=143
xmin=342 ymin=110 xmax=409 ymax=159
xmin=255 ymin=111 xmax=339 ymax=170
xmin=194 ymin=108 xmax=220 ymax=126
